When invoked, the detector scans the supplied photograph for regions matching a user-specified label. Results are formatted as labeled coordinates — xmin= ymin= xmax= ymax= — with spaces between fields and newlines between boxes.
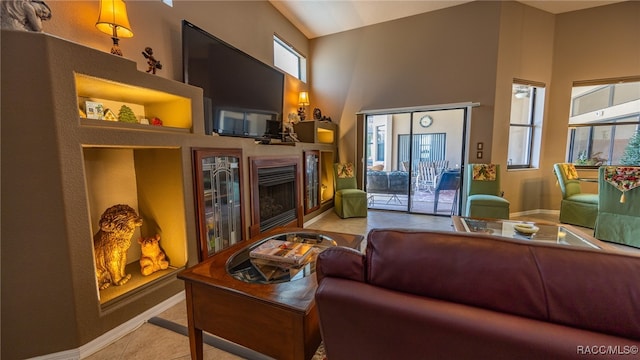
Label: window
xmin=376 ymin=125 xmax=386 ymax=162
xmin=568 ymin=120 xmax=639 ymax=165
xmin=273 ymin=35 xmax=307 ymax=82
xmin=366 ymin=120 xmax=373 ymax=166
xmin=567 ymin=79 xmax=640 ymax=166
xmin=507 ymin=81 xmax=545 ymax=169
xmin=398 ymin=133 xmax=446 ymax=166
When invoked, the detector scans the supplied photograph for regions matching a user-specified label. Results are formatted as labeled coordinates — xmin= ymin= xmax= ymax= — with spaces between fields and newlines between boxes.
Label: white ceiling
xmin=269 ymin=0 xmax=626 ymax=39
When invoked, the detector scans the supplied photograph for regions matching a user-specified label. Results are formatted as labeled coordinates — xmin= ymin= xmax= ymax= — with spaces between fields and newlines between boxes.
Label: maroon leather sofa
xmin=315 ymin=229 xmax=640 ymax=360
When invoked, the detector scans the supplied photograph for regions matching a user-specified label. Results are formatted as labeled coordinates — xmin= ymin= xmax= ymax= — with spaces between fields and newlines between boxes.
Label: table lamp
xmin=96 ymin=0 xmax=134 ymax=56
xmin=298 ymin=91 xmax=310 ymax=121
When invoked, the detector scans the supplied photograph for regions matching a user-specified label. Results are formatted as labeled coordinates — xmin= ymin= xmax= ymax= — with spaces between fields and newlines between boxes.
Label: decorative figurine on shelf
xmin=94 ymin=104 xmax=104 ymax=120
xmin=142 ymin=47 xmax=163 ymax=74
xmin=103 ymin=108 xmax=117 ymax=121
xmin=297 ymin=106 xmax=307 ymax=121
xmin=284 ymin=113 xmax=300 ymax=142
xmin=288 ymin=112 xmax=300 ymax=124
xmin=311 ymin=107 xmax=332 ymax=122
xmin=138 ymin=234 xmax=169 ymax=276
xmin=93 ymin=204 xmax=143 ymax=290
xmin=118 ymin=105 xmax=137 ymax=123
xmin=1 ymin=0 xmax=51 ymax=32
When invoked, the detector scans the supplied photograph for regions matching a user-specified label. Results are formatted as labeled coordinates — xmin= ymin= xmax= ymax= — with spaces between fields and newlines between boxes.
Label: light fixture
xmin=96 ymin=0 xmax=134 ymax=56
xmin=298 ymin=91 xmax=310 ymax=121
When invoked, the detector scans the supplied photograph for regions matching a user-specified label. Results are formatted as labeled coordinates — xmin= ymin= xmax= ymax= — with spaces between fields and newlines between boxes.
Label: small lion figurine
xmin=138 ymin=234 xmax=169 ymax=276
xmin=93 ymin=204 xmax=142 ymax=290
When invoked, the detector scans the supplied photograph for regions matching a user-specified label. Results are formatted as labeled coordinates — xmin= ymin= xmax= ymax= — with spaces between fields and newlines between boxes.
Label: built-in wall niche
xmin=293 ymin=121 xmax=337 ymax=145
xmin=75 ymin=73 xmax=192 ymax=131
xmin=320 ymin=151 xmax=335 ymax=203
xmin=83 ymin=147 xmax=188 ymax=306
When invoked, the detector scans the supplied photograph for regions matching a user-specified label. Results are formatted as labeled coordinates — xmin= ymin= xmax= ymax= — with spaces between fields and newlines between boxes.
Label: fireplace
xmin=250 ymin=156 xmax=303 ymax=237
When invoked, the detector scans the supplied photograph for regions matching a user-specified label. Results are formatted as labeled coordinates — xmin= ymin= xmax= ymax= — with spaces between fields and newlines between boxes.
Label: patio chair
xmin=333 ymin=162 xmax=368 ymax=218
xmin=594 ymin=166 xmax=640 ymax=248
xmin=432 ymin=160 xmax=449 ymax=175
xmin=416 ymin=161 xmax=437 ymax=193
xmin=552 ymin=163 xmax=598 ymax=229
xmin=433 ymin=169 xmax=461 ymax=214
xmin=464 ymin=164 xmax=510 ymax=219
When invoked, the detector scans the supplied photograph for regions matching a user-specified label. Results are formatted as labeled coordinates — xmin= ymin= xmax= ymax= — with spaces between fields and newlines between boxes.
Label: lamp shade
xmin=96 ymin=0 xmax=133 ymax=38
xmin=298 ymin=91 xmax=310 ymax=106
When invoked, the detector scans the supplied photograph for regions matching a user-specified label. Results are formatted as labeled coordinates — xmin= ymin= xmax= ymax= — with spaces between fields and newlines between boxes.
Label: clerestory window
xmin=273 ymin=35 xmax=307 ymax=82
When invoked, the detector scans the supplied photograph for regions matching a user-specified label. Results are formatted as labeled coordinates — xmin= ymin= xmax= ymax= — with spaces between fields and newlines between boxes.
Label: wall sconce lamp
xmin=298 ymin=91 xmax=310 ymax=121
xmin=96 ymin=0 xmax=134 ymax=56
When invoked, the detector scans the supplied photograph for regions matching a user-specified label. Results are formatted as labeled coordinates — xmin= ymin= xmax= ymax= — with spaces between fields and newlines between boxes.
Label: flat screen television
xmin=182 ymin=20 xmax=284 ymax=139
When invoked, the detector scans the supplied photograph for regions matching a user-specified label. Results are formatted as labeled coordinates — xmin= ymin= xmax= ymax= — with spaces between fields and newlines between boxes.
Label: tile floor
xmin=85 ymin=210 xmax=639 ymax=360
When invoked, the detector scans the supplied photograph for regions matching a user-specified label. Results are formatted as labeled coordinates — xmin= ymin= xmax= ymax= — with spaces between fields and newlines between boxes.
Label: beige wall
xmin=493 ymin=2 xmax=555 ymax=212
xmin=310 ymin=1 xmax=639 ymax=213
xmin=543 ymin=2 xmax=640 ymax=211
xmin=310 ymin=1 xmax=502 ymax=165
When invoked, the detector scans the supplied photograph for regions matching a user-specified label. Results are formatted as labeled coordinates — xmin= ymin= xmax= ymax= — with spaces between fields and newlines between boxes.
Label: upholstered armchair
xmin=594 ymin=166 xmax=640 ymax=248
xmin=333 ymin=162 xmax=368 ymax=218
xmin=464 ymin=164 xmax=509 ymax=219
xmin=552 ymin=163 xmax=598 ymax=229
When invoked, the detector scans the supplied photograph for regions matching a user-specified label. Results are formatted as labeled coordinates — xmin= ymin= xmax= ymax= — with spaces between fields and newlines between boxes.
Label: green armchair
xmin=594 ymin=166 xmax=640 ymax=248
xmin=333 ymin=162 xmax=368 ymax=218
xmin=464 ymin=164 xmax=510 ymax=219
xmin=552 ymin=163 xmax=598 ymax=229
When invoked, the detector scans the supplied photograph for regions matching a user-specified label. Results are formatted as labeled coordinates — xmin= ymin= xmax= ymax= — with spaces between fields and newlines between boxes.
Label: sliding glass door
xmin=364 ymin=107 xmax=467 ymax=216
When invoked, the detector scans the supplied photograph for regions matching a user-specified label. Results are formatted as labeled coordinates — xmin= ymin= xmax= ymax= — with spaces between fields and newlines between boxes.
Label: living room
xmin=2 ymin=1 xmax=639 ymax=359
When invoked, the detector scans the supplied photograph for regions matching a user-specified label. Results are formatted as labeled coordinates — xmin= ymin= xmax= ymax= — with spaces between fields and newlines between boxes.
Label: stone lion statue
xmin=1 ymin=0 xmax=52 ymax=32
xmin=93 ymin=204 xmax=142 ymax=290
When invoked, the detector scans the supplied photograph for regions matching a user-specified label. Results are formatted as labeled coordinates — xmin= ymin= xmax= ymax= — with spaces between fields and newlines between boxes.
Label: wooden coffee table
xmin=178 ymin=227 xmax=364 ymax=360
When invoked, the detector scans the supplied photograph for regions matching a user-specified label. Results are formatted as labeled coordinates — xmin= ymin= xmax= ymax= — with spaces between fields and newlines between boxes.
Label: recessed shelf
xmin=99 ymin=265 xmax=181 ymax=306
xmin=317 ymin=128 xmax=335 ymax=144
xmin=75 ymin=73 xmax=193 ymax=130
xmin=294 ymin=121 xmax=337 ymax=144
xmin=83 ymin=146 xmax=188 ymax=306
xmin=80 ymin=117 xmax=190 ymax=133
